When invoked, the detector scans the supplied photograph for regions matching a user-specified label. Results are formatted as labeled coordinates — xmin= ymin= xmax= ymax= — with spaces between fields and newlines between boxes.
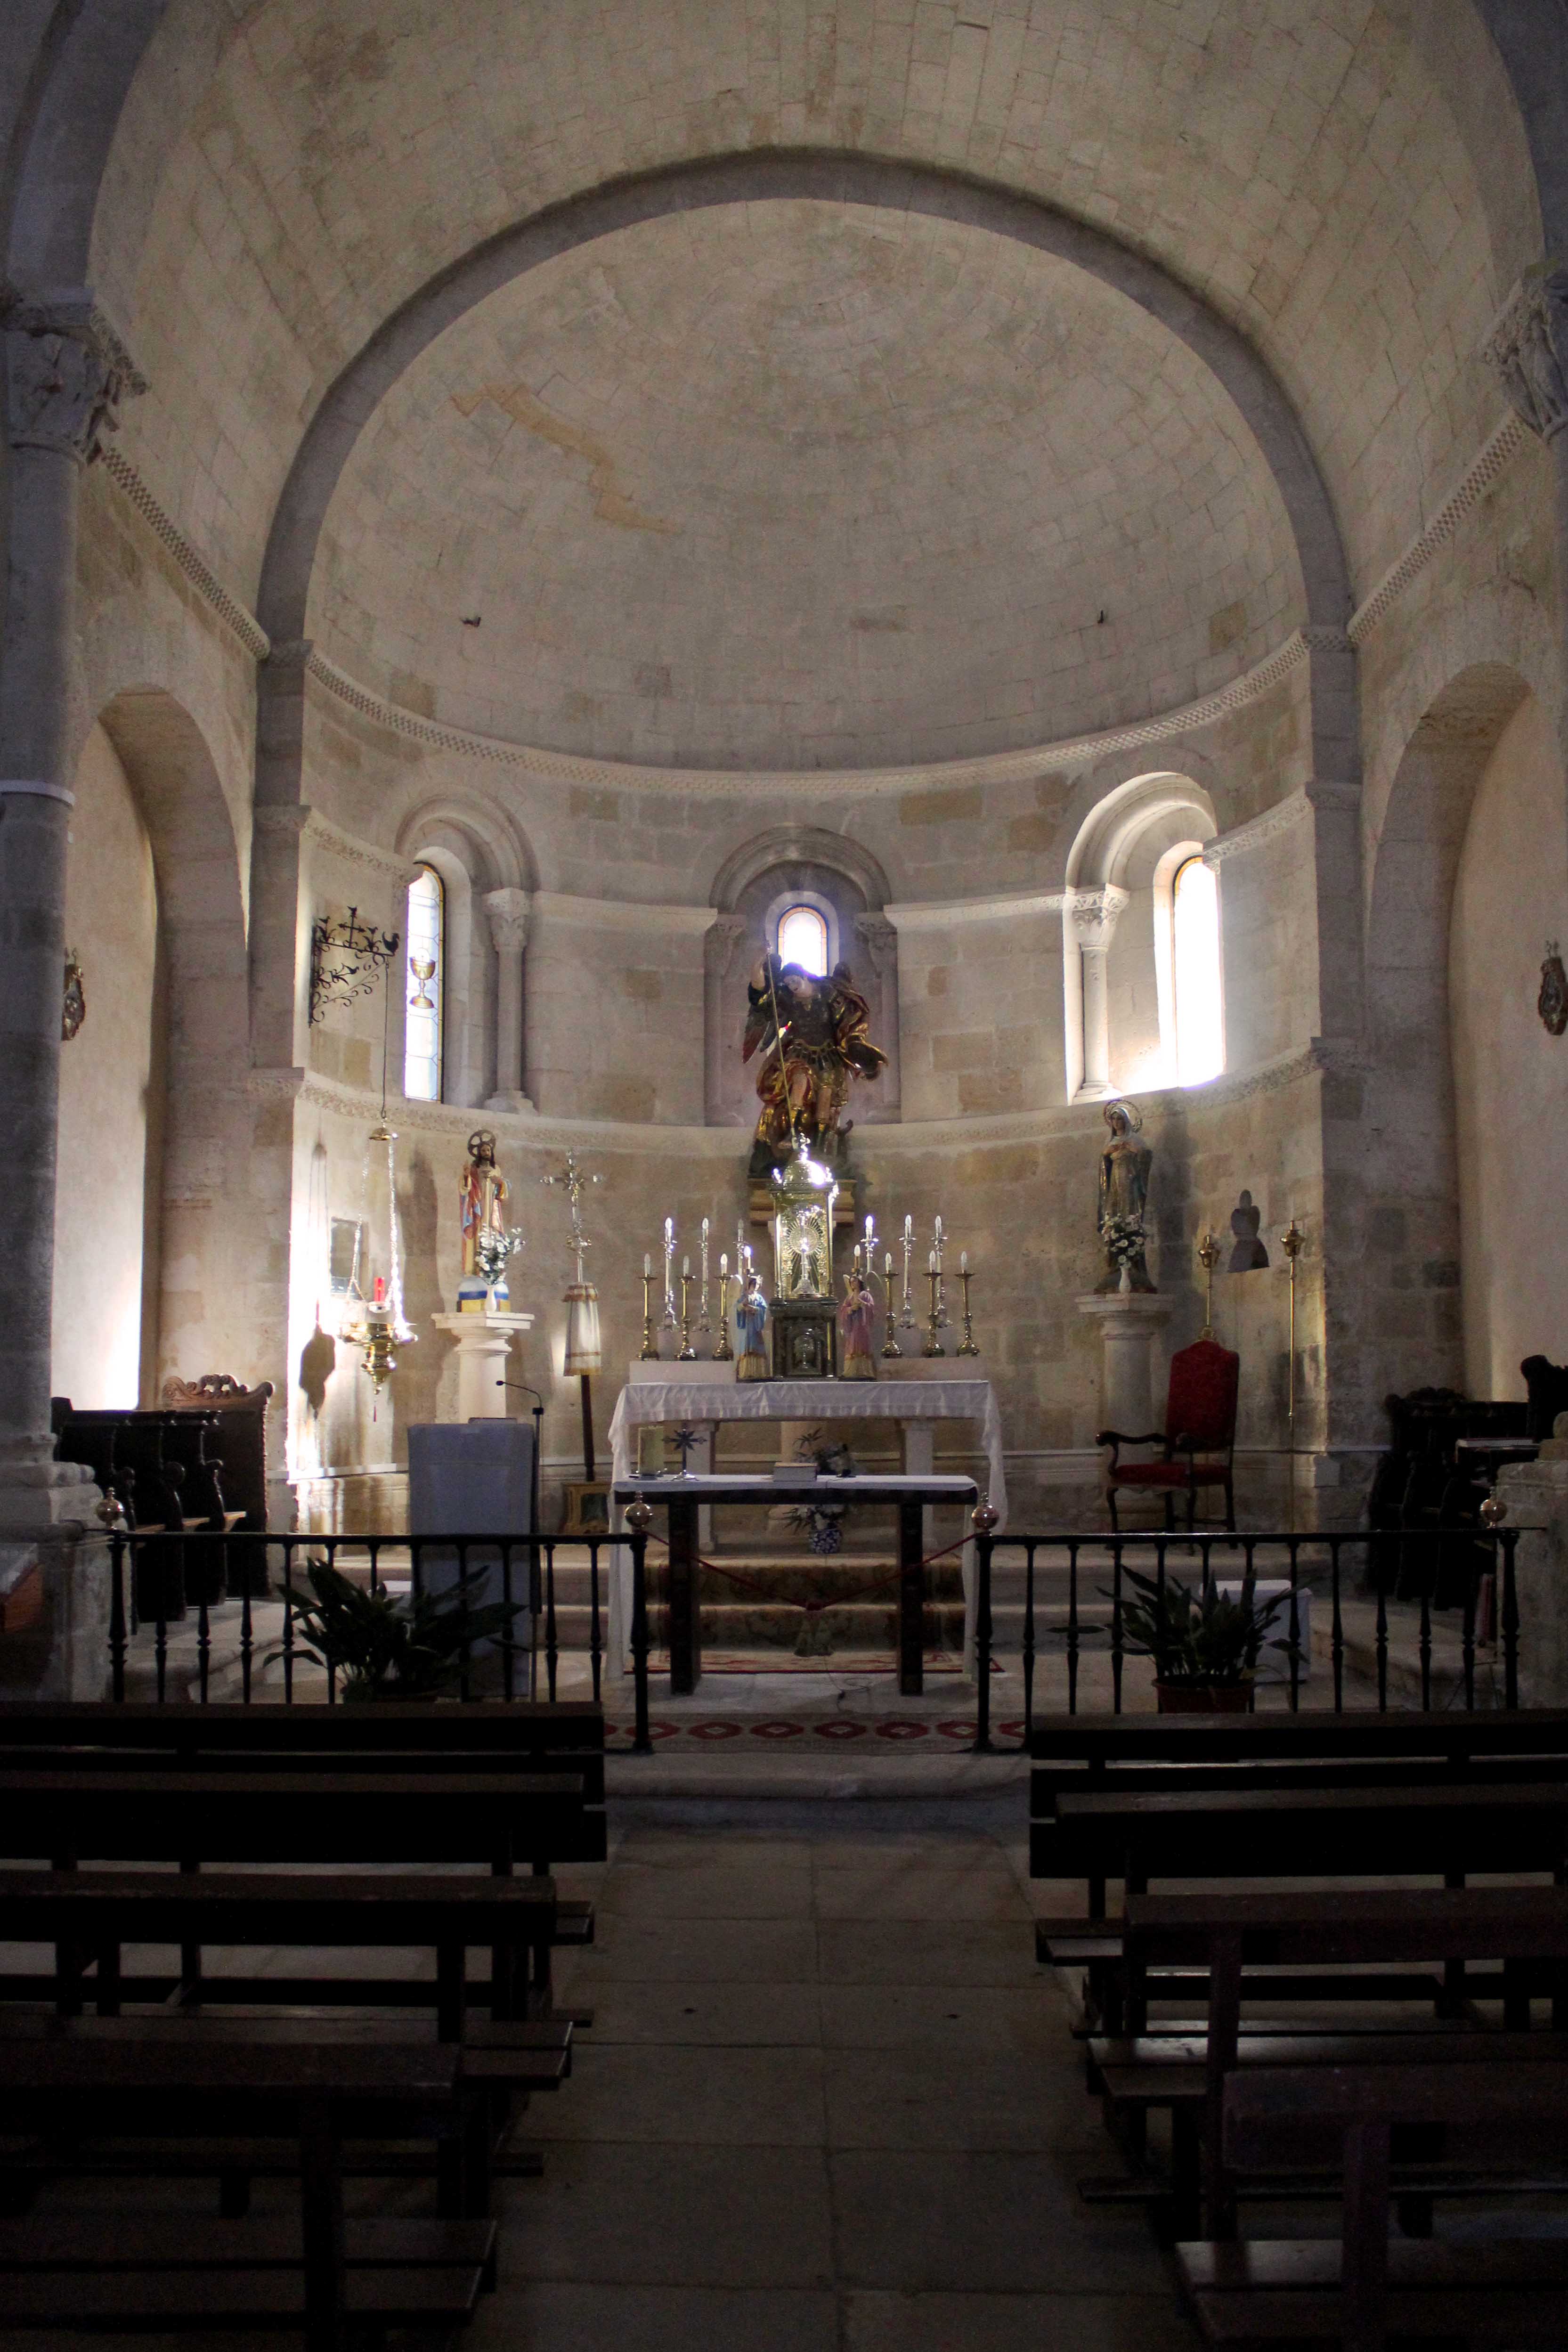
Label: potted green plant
xmin=1113 ymin=1565 xmax=1301 ymax=1713
xmin=271 ymin=1556 xmax=524 ymax=1702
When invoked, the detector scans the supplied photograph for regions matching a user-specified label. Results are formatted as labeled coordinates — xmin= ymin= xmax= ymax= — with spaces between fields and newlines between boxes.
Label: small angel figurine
xmin=837 ymin=1264 xmax=877 ymax=1381
xmin=735 ymin=1266 xmax=770 ymax=1383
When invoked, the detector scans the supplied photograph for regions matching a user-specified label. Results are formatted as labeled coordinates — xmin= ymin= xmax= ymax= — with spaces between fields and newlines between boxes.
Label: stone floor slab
xmin=501 ymin=2140 xmax=836 ymax=2287
xmin=842 ymin=2288 xmax=1202 ymax=2350
xmin=528 ymin=2041 xmax=828 ymax=2145
xmin=569 ymin=1913 xmax=822 ymax=1983
xmin=829 ymin=2149 xmax=1172 ymax=2293
xmin=580 ymin=1977 xmax=824 ymax=2045
xmin=472 ymin=2281 xmax=840 ymax=2352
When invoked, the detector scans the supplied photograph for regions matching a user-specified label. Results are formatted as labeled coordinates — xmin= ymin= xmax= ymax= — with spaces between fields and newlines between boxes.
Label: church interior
xmin=3 ymin=4 xmax=1568 ymax=2346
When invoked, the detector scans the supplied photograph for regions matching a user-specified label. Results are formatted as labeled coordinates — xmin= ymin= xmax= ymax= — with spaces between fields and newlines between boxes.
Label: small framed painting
xmin=562 ymin=1480 xmax=611 ymax=1537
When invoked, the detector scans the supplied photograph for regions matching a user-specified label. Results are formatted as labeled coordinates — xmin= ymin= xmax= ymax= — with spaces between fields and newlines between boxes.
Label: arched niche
xmin=83 ymin=684 xmax=249 ymax=1403
xmin=1364 ymin=662 xmax=1555 ymax=1406
xmin=1062 ymin=773 xmax=1217 ymax=1101
xmin=704 ymin=828 xmax=899 ymax=1130
xmin=394 ymin=796 xmax=537 ymax=1110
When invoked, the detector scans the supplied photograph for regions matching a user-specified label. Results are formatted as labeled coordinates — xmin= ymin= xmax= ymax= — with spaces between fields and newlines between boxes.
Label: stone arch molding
xmin=1063 ymin=770 xmax=1218 ymax=1103
xmin=254 ymin=147 xmax=1351 ymax=665
xmin=710 ymin=825 xmax=892 ymax=914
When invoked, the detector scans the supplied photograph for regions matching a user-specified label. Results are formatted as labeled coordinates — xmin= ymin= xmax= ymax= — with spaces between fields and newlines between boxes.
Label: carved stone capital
xmin=1067 ymin=885 xmax=1129 ymax=952
xmin=3 ymin=290 xmax=144 ymax=464
xmin=853 ymin=912 xmax=898 ymax=973
xmin=1483 ymin=266 xmax=1568 ymax=442
xmin=703 ymin=913 xmax=747 ymax=978
xmin=483 ymin=887 xmax=531 ymax=957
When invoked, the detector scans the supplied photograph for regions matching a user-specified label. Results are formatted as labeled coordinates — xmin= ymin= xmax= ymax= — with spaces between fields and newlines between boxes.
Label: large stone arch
xmin=255 ymin=147 xmax=1352 ymax=674
xmin=1357 ymin=661 xmax=1540 ymax=1410
xmin=94 ymin=684 xmax=252 ymax=1397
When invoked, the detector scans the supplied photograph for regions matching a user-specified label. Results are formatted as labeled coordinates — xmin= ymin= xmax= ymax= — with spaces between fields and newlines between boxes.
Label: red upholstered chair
xmin=1099 ymin=1337 xmax=1240 ymax=1532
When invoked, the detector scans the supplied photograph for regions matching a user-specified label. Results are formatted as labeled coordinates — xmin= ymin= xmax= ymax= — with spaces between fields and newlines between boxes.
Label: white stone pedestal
xmin=431 ymin=1311 xmax=536 ymax=1422
xmin=1075 ymin=1293 xmax=1173 ymax=1437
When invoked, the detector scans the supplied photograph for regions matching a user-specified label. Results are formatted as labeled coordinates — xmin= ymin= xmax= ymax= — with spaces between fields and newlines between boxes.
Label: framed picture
xmin=562 ymin=1480 xmax=611 ymax=1537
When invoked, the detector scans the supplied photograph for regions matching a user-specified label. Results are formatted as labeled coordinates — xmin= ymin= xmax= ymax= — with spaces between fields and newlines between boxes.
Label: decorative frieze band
xmin=97 ymin=446 xmax=271 ymax=659
xmin=1347 ymin=411 xmax=1531 ymax=644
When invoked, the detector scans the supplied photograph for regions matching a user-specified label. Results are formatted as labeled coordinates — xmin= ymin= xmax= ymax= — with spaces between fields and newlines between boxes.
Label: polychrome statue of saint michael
xmin=742 ymin=953 xmax=887 ymax=1178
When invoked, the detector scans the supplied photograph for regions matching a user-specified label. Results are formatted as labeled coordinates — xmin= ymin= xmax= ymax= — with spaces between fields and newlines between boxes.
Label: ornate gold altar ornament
xmin=543 ymin=1151 xmax=603 ymax=1375
xmin=640 ymin=1254 xmax=658 ymax=1359
xmin=923 ymin=1251 xmax=945 ymax=1357
xmin=60 ymin=948 xmax=85 ymax=1042
xmin=957 ymin=1251 xmax=980 ymax=1357
xmin=408 ymin=953 xmax=437 ymax=1010
xmin=767 ymin=1139 xmax=839 ymax=1378
xmin=880 ymin=1250 xmax=902 ymax=1358
xmin=714 ymin=1253 xmax=734 ymax=1362
xmin=1539 ymin=941 xmax=1568 ymax=1036
xmin=340 ymin=1121 xmax=415 ymax=1415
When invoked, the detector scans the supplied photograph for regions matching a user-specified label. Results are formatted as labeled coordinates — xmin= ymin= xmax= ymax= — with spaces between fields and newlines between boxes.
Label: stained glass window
xmin=776 ymin=903 xmax=829 ymax=975
xmin=404 ymin=864 xmax=444 ymax=1101
xmin=1172 ymin=854 xmax=1222 ymax=1084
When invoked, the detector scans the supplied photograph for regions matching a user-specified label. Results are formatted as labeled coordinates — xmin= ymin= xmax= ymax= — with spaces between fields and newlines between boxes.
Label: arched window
xmin=1171 ymin=853 xmax=1223 ymax=1084
xmin=775 ymin=902 xmax=829 ymax=975
xmin=404 ymin=863 xmax=444 ymax=1101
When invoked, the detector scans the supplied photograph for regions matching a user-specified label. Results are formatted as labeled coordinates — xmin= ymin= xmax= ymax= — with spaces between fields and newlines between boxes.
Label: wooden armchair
xmin=1099 ymin=1336 xmax=1240 ymax=1532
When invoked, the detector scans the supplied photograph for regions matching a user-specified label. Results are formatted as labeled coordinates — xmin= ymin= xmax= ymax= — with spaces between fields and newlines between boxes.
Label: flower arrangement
xmin=473 ymin=1225 xmax=523 ymax=1294
xmin=1101 ymin=1213 xmax=1146 ymax=1269
xmin=786 ymin=1430 xmax=858 ymax=1554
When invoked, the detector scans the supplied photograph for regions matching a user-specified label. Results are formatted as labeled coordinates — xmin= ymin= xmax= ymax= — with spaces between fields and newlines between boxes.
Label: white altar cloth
xmin=604 ymin=1375 xmax=1005 ymax=1675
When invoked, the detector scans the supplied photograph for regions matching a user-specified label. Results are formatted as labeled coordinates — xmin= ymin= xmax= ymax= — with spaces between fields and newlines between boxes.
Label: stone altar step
xmin=647 ymin=1601 xmax=966 ymax=1652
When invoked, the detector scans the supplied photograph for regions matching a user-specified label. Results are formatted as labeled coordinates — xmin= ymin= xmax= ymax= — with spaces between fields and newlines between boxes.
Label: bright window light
xmin=776 ymin=903 xmax=829 ymax=975
xmin=404 ymin=864 xmax=444 ymax=1102
xmin=1172 ymin=855 xmax=1223 ymax=1085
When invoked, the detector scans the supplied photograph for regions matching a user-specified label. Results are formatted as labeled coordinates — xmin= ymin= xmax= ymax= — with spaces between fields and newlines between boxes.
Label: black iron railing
xmin=968 ymin=1524 xmax=1523 ymax=1750
xmin=106 ymin=1527 xmax=624 ymax=1712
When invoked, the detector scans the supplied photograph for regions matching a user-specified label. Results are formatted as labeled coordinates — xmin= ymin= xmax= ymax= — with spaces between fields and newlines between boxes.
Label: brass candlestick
xmin=957 ymin=1268 xmax=980 ymax=1356
xmin=1282 ymin=1217 xmax=1304 ymax=1531
xmin=714 ymin=1270 xmax=734 ymax=1360
xmin=880 ymin=1251 xmax=902 ymax=1358
xmin=923 ymin=1269 xmax=945 ymax=1357
xmin=639 ymin=1270 xmax=658 ymax=1360
xmin=677 ymin=1272 xmax=697 ymax=1361
xmin=1197 ymin=1229 xmax=1220 ymax=1340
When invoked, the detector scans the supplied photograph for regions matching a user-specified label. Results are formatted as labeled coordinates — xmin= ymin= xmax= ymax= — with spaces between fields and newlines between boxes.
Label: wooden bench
xmin=0 ymin=1869 xmax=564 ymax=2038
xmin=0 ymin=2030 xmax=483 ymax=2352
xmin=0 ymin=1767 xmax=597 ymax=2029
xmin=1183 ymin=2057 xmax=1568 ymax=2349
xmin=1107 ymin=1886 xmax=1568 ymax=2234
xmin=1030 ymin=1709 xmax=1568 ymax=1922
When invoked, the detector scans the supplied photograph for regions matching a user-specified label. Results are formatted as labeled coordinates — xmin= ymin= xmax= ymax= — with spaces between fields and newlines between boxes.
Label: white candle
xmin=682 ymin=1255 xmax=690 ymax=1277
xmin=643 ymin=1253 xmax=651 ymax=1276
xmin=934 ymin=1215 xmax=943 ymax=1246
xmin=701 ymin=1217 xmax=709 ymax=1245
xmin=904 ymin=1214 xmax=913 ymax=1242
xmin=865 ymin=1215 xmax=873 ymax=1245
xmin=928 ymin=1249 xmax=937 ymax=1273
xmin=884 ymin=1251 xmax=893 ymax=1276
xmin=664 ymin=1217 xmax=674 ymax=1247
xmin=961 ymin=1249 xmax=968 ymax=1272
xmin=720 ymin=1252 xmax=728 ymax=1277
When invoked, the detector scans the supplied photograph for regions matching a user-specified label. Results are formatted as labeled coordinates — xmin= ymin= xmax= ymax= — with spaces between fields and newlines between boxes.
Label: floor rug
xmin=604 ymin=1715 xmax=1028 ymax=1745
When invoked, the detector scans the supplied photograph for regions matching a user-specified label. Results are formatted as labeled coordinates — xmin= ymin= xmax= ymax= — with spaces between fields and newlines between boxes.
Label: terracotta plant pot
xmin=1154 ymin=1681 xmax=1251 ymax=1715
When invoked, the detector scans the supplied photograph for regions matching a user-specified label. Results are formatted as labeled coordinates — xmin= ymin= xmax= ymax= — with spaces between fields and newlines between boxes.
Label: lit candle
xmin=928 ymin=1249 xmax=937 ymax=1273
xmin=664 ymin=1217 xmax=674 ymax=1249
xmin=719 ymin=1251 xmax=728 ymax=1277
xmin=904 ymin=1214 xmax=913 ymax=1242
xmin=884 ymin=1251 xmax=893 ymax=1277
xmin=934 ymin=1215 xmax=943 ymax=1249
xmin=865 ymin=1215 xmax=874 ymax=1247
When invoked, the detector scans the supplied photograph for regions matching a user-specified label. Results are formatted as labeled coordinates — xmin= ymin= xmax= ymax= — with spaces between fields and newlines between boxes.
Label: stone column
xmin=702 ymin=914 xmax=746 ymax=1124
xmin=854 ymin=911 xmax=901 ymax=1117
xmin=483 ymin=887 xmax=533 ymax=1112
xmin=1067 ymin=886 xmax=1128 ymax=1101
xmin=0 ymin=293 xmax=141 ymax=1530
xmin=1484 ymin=265 xmax=1568 ymax=771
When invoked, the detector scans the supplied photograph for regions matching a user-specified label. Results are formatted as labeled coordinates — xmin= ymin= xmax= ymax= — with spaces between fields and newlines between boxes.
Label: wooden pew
xmin=1186 ymin=2057 xmax=1568 ymax=2350
xmin=0 ymin=1869 xmax=564 ymax=2040
xmin=1032 ymin=1710 xmax=1568 ymax=1896
xmin=0 ymin=2031 xmax=485 ymax=2352
xmin=1110 ymin=1885 xmax=1568 ymax=2235
xmin=0 ymin=1701 xmax=606 ymax=2009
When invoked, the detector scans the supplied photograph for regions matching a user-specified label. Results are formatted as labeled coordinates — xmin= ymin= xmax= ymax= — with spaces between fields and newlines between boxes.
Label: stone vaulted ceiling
xmin=93 ymin=0 xmax=1539 ymax=773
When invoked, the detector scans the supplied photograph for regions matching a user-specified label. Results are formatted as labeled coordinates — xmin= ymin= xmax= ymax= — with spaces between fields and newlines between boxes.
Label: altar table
xmin=604 ymin=1373 xmax=1007 ymax=1680
xmin=614 ymin=1473 xmax=979 ymax=1696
